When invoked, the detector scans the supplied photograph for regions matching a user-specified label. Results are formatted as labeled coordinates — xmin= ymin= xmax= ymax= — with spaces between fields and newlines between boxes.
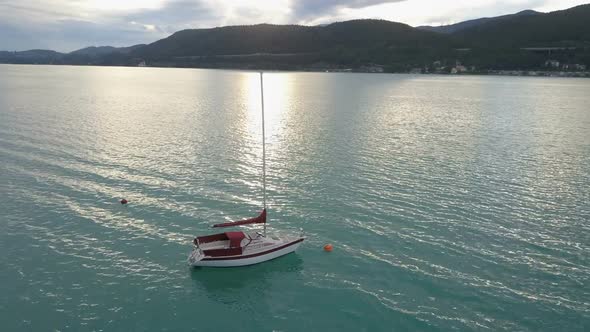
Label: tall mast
xmin=260 ymin=72 xmax=267 ymax=236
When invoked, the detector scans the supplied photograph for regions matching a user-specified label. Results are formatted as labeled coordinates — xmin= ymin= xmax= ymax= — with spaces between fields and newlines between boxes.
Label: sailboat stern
xmin=188 ymin=246 xmax=204 ymax=265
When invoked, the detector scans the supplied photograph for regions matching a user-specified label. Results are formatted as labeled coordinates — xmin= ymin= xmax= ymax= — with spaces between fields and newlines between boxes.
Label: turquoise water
xmin=1 ymin=64 xmax=589 ymax=331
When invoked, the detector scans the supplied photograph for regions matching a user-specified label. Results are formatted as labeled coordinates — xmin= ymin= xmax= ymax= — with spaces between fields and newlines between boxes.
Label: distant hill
xmin=62 ymin=44 xmax=147 ymax=65
xmin=70 ymin=44 xmax=146 ymax=56
xmin=0 ymin=45 xmax=147 ymax=65
xmin=135 ymin=20 xmax=449 ymax=58
xmin=455 ymin=4 xmax=590 ymax=47
xmin=418 ymin=10 xmax=541 ymax=34
xmin=70 ymin=46 xmax=120 ymax=56
xmin=133 ymin=20 xmax=455 ymax=69
xmin=136 ymin=24 xmax=320 ymax=58
xmin=0 ymin=49 xmax=64 ymax=64
xmin=130 ymin=7 xmax=590 ymax=70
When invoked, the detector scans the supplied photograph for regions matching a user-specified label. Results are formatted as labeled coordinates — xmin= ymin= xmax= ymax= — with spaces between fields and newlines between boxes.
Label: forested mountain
xmin=69 ymin=45 xmax=145 ymax=56
xmin=132 ymin=20 xmax=456 ymax=69
xmin=136 ymin=20 xmax=452 ymax=57
xmin=418 ymin=10 xmax=541 ymax=34
xmin=1 ymin=4 xmax=589 ymax=72
xmin=455 ymin=5 xmax=590 ymax=47
xmin=0 ymin=49 xmax=64 ymax=64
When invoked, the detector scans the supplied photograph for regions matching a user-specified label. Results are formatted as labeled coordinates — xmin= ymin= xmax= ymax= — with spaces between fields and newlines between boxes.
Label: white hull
xmin=189 ymin=235 xmax=303 ymax=268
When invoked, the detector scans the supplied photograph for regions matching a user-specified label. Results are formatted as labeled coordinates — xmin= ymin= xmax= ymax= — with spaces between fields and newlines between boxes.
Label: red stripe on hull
xmin=202 ymin=238 xmax=304 ymax=261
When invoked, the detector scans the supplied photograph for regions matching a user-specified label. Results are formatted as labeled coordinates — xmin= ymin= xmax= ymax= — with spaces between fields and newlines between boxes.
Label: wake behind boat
xmin=188 ymin=73 xmax=304 ymax=267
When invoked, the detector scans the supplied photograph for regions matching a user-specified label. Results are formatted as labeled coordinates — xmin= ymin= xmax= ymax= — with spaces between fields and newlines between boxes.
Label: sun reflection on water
xmin=242 ymin=72 xmax=293 ymax=145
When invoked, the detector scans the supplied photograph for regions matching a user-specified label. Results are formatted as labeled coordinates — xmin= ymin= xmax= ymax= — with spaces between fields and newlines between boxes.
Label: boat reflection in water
xmin=190 ymin=254 xmax=304 ymax=305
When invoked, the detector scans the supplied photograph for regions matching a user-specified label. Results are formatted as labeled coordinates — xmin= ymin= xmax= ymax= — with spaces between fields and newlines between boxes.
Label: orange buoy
xmin=120 ymin=199 xmax=128 ymax=205
xmin=323 ymin=244 xmax=333 ymax=252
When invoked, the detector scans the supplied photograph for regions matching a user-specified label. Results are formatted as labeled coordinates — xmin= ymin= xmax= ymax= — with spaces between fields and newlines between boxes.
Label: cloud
xmin=0 ymin=0 xmax=218 ymax=51
xmin=0 ymin=2 xmax=78 ymax=21
xmin=291 ymin=0 xmax=407 ymax=22
xmin=0 ymin=18 xmax=164 ymax=52
xmin=0 ymin=23 xmax=39 ymax=51
xmin=410 ymin=0 xmax=548 ymax=26
xmin=125 ymin=0 xmax=219 ymax=34
xmin=55 ymin=19 xmax=159 ymax=47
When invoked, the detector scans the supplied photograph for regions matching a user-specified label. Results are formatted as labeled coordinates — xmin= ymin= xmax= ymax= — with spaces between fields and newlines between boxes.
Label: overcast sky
xmin=0 ymin=0 xmax=587 ymax=52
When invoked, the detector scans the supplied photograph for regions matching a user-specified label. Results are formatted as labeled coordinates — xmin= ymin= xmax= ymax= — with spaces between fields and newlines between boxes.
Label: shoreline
xmin=1 ymin=62 xmax=588 ymax=78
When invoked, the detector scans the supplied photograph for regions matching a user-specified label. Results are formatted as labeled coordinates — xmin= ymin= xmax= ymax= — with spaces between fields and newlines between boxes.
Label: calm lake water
xmin=1 ymin=64 xmax=589 ymax=331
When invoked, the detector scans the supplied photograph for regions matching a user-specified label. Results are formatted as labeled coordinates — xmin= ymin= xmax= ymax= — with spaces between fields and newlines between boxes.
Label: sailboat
xmin=188 ymin=73 xmax=304 ymax=267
